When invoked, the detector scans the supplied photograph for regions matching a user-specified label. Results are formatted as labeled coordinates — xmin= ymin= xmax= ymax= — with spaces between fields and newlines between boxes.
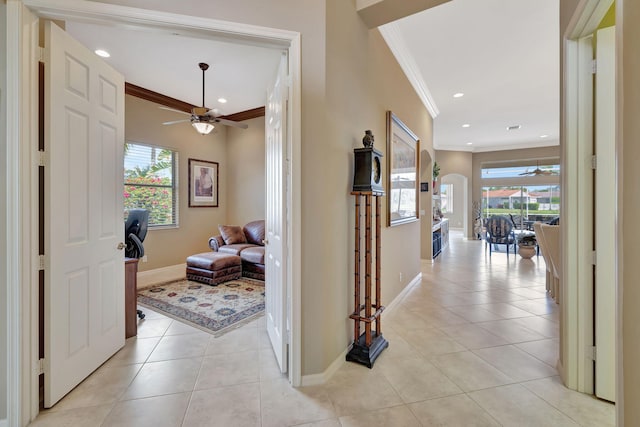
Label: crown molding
xmin=125 ymin=83 xmax=265 ymax=120
xmin=378 ymin=23 xmax=439 ymax=118
xmin=125 ymin=82 xmax=194 ymax=113
xmin=22 ymin=0 xmax=297 ymax=48
xmin=224 ymin=107 xmax=265 ymax=121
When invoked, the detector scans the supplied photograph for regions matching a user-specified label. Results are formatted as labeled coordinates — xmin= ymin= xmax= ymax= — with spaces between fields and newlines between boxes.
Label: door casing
xmin=562 ymin=0 xmax=621 ymax=420
xmin=8 ymin=0 xmax=302 ymax=423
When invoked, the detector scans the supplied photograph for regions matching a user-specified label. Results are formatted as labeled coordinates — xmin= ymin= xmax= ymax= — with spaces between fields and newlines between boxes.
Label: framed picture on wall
xmin=386 ymin=111 xmax=420 ymax=226
xmin=189 ymin=158 xmax=219 ymax=207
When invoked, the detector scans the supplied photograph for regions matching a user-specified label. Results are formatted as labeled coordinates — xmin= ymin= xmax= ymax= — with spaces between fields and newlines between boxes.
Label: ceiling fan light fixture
xmin=192 ymin=121 xmax=214 ymax=135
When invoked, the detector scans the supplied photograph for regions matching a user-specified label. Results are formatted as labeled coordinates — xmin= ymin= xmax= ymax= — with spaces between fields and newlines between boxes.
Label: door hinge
xmin=587 ymin=346 xmax=597 ymax=361
xmin=38 ymin=46 xmax=45 ymax=63
xmin=38 ymin=254 xmax=45 ymax=270
xmin=38 ymin=150 xmax=46 ymax=167
xmin=591 ymin=59 xmax=597 ymax=74
xmin=592 ymin=250 xmax=597 ymax=265
xmin=591 ymin=155 xmax=597 ymax=170
xmin=38 ymin=358 xmax=45 ymax=375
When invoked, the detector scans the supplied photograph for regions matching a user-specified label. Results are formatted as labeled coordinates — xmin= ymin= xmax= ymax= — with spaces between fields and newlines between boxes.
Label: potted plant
xmin=432 ymin=161 xmax=440 ymax=191
xmin=518 ymin=234 xmax=537 ymax=259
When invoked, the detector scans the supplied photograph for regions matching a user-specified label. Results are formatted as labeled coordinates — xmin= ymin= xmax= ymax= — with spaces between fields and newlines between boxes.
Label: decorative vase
xmin=518 ymin=245 xmax=536 ymax=259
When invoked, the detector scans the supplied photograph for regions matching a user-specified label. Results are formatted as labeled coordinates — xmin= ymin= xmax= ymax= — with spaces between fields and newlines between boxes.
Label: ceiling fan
xmin=519 ymin=162 xmax=558 ymax=176
xmin=161 ymin=62 xmax=248 ymax=135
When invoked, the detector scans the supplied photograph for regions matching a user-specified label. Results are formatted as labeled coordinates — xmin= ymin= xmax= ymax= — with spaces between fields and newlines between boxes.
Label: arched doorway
xmin=440 ymin=173 xmax=469 ymax=237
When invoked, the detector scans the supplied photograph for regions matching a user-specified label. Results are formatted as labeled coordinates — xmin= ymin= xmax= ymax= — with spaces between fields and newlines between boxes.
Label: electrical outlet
xmin=399 ymin=272 xmax=403 ymax=282
xmin=141 ymin=255 xmax=148 ymax=263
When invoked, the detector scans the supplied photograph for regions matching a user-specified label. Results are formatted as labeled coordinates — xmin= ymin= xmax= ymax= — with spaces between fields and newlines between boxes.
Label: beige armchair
xmin=533 ymin=222 xmax=553 ymax=297
xmin=537 ymin=223 xmax=561 ymax=304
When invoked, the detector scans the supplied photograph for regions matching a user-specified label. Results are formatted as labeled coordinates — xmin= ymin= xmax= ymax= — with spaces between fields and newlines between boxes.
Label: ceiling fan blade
xmin=163 ymin=119 xmax=190 ymax=125
xmin=213 ymin=118 xmax=249 ymax=129
xmin=159 ymin=106 xmax=191 ymax=116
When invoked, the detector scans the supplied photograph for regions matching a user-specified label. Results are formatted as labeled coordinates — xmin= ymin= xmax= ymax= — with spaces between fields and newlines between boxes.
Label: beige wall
xmin=125 ymin=95 xmax=229 ymax=271
xmin=305 ymin=0 xmax=433 ymax=374
xmin=620 ymin=0 xmax=640 ymax=423
xmin=100 ymin=0 xmax=432 ymax=376
xmin=226 ymin=116 xmax=266 ymax=226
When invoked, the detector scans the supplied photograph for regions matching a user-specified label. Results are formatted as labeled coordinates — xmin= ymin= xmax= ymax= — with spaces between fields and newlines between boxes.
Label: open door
xmin=265 ymin=53 xmax=289 ymax=373
xmin=594 ymin=25 xmax=616 ymax=402
xmin=44 ymin=21 xmax=126 ymax=407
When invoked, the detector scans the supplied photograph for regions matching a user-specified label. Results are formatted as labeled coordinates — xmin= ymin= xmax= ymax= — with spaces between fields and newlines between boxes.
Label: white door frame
xmin=7 ymin=0 xmax=302 ymax=423
xmin=562 ymin=0 xmax=620 ymax=415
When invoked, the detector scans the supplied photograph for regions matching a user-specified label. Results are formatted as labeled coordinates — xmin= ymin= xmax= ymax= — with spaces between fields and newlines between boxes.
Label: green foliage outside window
xmin=124 ymin=143 xmax=177 ymax=227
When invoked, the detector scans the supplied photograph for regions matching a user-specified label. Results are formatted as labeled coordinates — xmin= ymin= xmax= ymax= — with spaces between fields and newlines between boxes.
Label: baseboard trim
xmin=301 ymin=346 xmax=350 ymax=387
xmin=300 ymin=272 xmax=422 ymax=386
xmin=137 ymin=263 xmax=186 ymax=289
xmin=384 ymin=272 xmax=422 ymax=317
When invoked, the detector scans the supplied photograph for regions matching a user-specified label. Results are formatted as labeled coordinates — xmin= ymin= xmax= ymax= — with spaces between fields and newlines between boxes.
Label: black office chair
xmin=125 ymin=209 xmax=149 ymax=259
xmin=124 ymin=209 xmax=149 ymax=319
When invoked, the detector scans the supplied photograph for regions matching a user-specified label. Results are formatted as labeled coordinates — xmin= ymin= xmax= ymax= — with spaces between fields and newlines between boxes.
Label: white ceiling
xmin=384 ymin=0 xmax=560 ymax=152
xmin=66 ymin=0 xmax=559 ymax=152
xmin=65 ymin=20 xmax=284 ymax=118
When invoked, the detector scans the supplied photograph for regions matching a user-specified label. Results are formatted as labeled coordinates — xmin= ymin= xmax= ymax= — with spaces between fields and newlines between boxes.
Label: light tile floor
xmin=29 ymin=231 xmax=614 ymax=426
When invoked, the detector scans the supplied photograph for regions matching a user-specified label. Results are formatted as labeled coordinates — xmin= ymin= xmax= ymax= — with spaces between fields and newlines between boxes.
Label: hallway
xmin=29 ymin=231 xmax=614 ymax=426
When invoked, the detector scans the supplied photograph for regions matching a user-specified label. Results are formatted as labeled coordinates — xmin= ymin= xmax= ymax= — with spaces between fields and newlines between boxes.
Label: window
xmin=124 ymin=142 xmax=178 ymax=227
xmin=481 ymin=163 xmax=560 ymax=179
xmin=440 ymin=183 xmax=453 ymax=214
xmin=482 ymin=184 xmax=560 ymax=226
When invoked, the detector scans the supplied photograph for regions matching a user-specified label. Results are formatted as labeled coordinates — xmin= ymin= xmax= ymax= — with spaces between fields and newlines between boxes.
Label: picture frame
xmin=189 ymin=158 xmax=219 ymax=207
xmin=386 ymin=111 xmax=420 ymax=226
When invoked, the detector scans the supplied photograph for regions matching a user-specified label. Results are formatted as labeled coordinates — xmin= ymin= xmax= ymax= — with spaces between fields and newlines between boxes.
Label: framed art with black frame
xmin=189 ymin=158 xmax=219 ymax=207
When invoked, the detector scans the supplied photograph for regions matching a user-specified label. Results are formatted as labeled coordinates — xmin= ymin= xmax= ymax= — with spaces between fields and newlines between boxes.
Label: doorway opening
xmin=11 ymin=1 xmax=302 ymax=420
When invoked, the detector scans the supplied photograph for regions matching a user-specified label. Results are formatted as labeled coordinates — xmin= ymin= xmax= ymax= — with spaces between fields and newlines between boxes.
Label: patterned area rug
xmin=137 ymin=277 xmax=265 ymax=336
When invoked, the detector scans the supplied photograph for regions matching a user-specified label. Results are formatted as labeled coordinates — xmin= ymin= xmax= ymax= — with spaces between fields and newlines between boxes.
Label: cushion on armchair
xmin=219 ymin=244 xmax=257 ymax=256
xmin=243 ymin=220 xmax=265 ymax=246
xmin=218 ymin=225 xmax=247 ymax=245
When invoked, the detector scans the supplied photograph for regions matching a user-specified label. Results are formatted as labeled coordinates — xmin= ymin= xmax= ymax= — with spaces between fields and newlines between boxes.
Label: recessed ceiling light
xmin=540 ymin=134 xmax=549 ymax=138
xmin=466 ymin=142 xmax=473 ymax=145
xmin=462 ymin=124 xmax=470 ymax=128
xmin=453 ymin=92 xmax=464 ymax=98
xmin=94 ymin=49 xmax=110 ymax=58
xmin=217 ymin=98 xmax=227 ymax=104
xmin=507 ymin=125 xmax=521 ymax=130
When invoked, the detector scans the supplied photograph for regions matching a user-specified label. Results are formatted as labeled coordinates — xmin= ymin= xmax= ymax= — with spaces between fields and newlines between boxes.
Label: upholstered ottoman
xmin=186 ymin=252 xmax=242 ymax=285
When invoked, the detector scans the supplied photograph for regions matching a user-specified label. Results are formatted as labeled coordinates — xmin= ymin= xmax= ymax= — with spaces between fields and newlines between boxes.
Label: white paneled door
xmin=44 ymin=21 xmax=125 ymax=407
xmin=265 ymin=53 xmax=289 ymax=373
xmin=594 ymin=25 xmax=616 ymax=403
